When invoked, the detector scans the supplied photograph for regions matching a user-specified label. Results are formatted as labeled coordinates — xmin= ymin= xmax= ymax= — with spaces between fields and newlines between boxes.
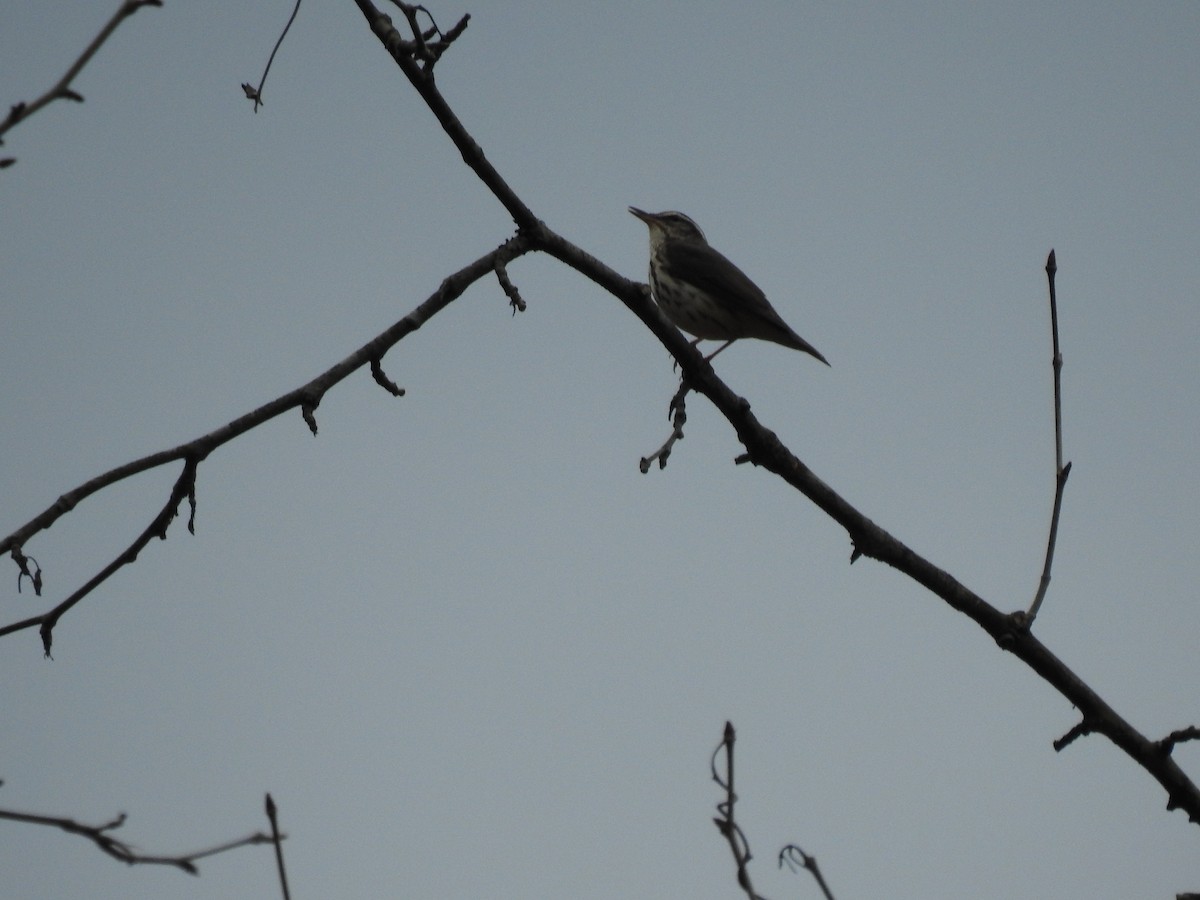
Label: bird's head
xmin=629 ymin=208 xmax=707 ymax=248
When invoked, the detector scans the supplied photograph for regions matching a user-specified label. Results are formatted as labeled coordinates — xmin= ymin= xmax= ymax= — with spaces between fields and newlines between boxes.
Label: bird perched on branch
xmin=629 ymin=207 xmax=828 ymax=365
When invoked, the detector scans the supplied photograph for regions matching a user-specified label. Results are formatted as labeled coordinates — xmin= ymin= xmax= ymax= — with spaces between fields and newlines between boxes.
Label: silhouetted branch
xmin=0 ymin=0 xmax=161 ymax=168
xmin=350 ymin=0 xmax=1200 ymax=827
xmin=1026 ymin=249 xmax=1071 ymax=623
xmin=711 ymin=723 xmax=767 ymax=900
xmin=370 ymin=357 xmax=406 ymax=397
xmin=1 ymin=233 xmax=537 ymax=651
xmin=1158 ymin=727 xmax=1200 ymax=756
xmin=780 ymin=845 xmax=836 ymax=900
xmin=10 ymin=546 xmax=41 ymax=595
xmin=241 ymin=0 xmax=303 ymax=112
xmin=265 ymin=794 xmax=292 ymax=900
xmin=640 ymin=378 xmax=690 ymax=472
xmin=389 ymin=2 xmax=471 ymax=70
xmin=0 ymin=803 xmax=275 ymax=874
xmin=494 ymin=258 xmax=526 ymax=314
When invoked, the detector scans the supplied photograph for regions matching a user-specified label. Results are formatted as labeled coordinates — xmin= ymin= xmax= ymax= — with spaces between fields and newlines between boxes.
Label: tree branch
xmin=0 ymin=0 xmax=162 ymax=168
xmin=1026 ymin=249 xmax=1071 ymax=622
xmin=1 ymin=233 xmax=537 ymax=650
xmin=349 ymin=0 xmax=1200 ymax=826
xmin=0 ymin=803 xmax=276 ymax=874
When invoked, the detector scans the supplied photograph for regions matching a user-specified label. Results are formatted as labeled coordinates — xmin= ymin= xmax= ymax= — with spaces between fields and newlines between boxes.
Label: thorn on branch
xmin=370 ymin=357 xmax=406 ymax=397
xmin=1053 ymin=719 xmax=1093 ymax=752
xmin=493 ymin=259 xmax=526 ymax=314
xmin=301 ymin=396 xmax=320 ymax=435
xmin=186 ymin=475 xmax=198 ymax=535
xmin=6 ymin=102 xmax=27 ymax=128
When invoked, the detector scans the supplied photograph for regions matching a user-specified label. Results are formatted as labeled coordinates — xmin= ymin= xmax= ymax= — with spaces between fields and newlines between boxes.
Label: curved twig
xmin=711 ymin=723 xmax=768 ymax=900
xmin=780 ymin=845 xmax=836 ymax=900
xmin=241 ymin=0 xmax=303 ymax=111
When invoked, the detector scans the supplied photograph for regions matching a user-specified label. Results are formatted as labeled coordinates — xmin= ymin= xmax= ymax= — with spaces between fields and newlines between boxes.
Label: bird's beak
xmin=628 ymin=206 xmax=654 ymax=224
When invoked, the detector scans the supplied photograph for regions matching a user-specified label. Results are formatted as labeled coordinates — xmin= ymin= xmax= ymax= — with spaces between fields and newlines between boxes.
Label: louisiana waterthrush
xmin=629 ymin=207 xmax=828 ymax=365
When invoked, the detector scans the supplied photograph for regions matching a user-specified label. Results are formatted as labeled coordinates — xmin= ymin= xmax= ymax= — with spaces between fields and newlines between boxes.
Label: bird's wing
xmin=660 ymin=241 xmax=829 ymax=365
xmin=660 ymin=241 xmax=769 ymax=308
xmin=660 ymin=241 xmax=796 ymax=337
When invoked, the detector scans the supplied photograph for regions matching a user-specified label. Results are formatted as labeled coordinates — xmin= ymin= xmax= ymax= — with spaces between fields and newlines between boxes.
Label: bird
xmin=629 ymin=207 xmax=828 ymax=365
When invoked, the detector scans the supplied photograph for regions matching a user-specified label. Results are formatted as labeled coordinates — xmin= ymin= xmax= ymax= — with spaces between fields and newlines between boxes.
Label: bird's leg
xmin=703 ymin=340 xmax=735 ymax=362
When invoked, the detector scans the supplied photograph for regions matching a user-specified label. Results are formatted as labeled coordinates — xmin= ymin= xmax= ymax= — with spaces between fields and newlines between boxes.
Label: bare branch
xmin=1157 ymin=727 xmax=1200 ymax=756
xmin=1054 ymin=720 xmax=1093 ymax=752
xmin=0 ymin=803 xmax=275 ymax=874
xmin=354 ymin=1 xmax=532 ymax=230
xmin=640 ymin=378 xmax=690 ymax=472
xmin=265 ymin=794 xmax=292 ymax=900
xmin=0 ymin=0 xmax=161 ymax=167
xmin=1026 ymin=249 xmax=1071 ymax=623
xmin=243 ymin=0 xmax=304 ymax=112
xmin=2 ymin=234 xmax=537 ymax=649
xmin=351 ymin=3 xmax=1200 ymax=826
xmin=370 ymin=357 xmax=406 ymax=396
xmin=494 ymin=258 xmax=526 ymax=314
xmin=10 ymin=546 xmax=41 ymax=596
xmin=780 ymin=845 xmax=836 ymax=900
xmin=711 ymin=722 xmax=768 ymax=900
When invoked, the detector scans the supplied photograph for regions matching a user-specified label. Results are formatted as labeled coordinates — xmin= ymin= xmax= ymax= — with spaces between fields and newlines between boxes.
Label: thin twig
xmin=640 ymin=378 xmax=690 ymax=472
xmin=1027 ymin=249 xmax=1071 ymax=622
xmin=241 ymin=0 xmax=303 ymax=112
xmin=711 ymin=722 xmax=767 ymax=900
xmin=265 ymin=794 xmax=291 ymax=900
xmin=1157 ymin=727 xmax=1200 ymax=756
xmin=21 ymin=458 xmax=200 ymax=658
xmin=0 ymin=805 xmax=274 ymax=874
xmin=780 ymin=845 xmax=836 ymax=900
xmin=494 ymin=258 xmax=526 ymax=314
xmin=0 ymin=0 xmax=161 ymax=167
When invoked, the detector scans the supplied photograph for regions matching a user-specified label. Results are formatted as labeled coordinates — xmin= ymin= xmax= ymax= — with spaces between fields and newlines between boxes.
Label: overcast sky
xmin=3 ymin=2 xmax=1199 ymax=898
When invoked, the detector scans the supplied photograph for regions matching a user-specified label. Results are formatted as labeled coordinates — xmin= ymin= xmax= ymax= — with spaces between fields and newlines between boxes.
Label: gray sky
xmin=3 ymin=2 xmax=1199 ymax=897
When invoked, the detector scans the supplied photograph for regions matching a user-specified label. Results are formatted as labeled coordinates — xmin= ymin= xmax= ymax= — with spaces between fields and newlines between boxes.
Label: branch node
xmin=300 ymin=395 xmax=320 ymax=435
xmin=370 ymin=357 xmax=406 ymax=397
xmin=1025 ymin=249 xmax=1069 ymax=622
xmin=493 ymin=258 xmax=526 ymax=314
